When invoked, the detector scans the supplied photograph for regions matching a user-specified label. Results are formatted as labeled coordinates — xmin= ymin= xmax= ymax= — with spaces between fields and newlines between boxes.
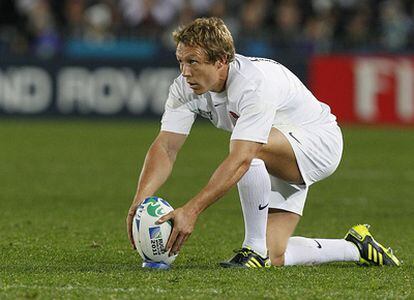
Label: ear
xmin=216 ymin=57 xmax=227 ymax=69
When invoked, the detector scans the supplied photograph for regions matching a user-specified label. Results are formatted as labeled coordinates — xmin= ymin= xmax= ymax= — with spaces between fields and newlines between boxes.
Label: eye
xmin=189 ymin=59 xmax=198 ymax=65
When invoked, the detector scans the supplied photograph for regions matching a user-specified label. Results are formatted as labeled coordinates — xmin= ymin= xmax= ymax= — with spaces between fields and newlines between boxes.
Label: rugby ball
xmin=132 ymin=196 xmax=177 ymax=265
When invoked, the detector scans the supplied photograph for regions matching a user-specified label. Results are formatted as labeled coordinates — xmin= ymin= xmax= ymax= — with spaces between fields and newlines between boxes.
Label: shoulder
xmin=230 ymin=55 xmax=266 ymax=83
xmin=226 ymin=55 xmax=269 ymax=106
xmin=227 ymin=54 xmax=266 ymax=95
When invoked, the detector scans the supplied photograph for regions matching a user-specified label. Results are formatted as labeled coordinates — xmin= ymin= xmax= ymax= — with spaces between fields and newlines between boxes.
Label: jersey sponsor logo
xmin=258 ymin=203 xmax=269 ymax=210
xmin=229 ymin=111 xmax=239 ymax=119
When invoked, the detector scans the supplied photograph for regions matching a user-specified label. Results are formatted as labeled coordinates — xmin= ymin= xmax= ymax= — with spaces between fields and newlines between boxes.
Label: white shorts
xmin=268 ymin=123 xmax=343 ymax=215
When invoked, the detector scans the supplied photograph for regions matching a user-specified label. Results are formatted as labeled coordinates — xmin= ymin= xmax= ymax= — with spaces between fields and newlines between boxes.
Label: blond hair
xmin=172 ymin=17 xmax=235 ymax=63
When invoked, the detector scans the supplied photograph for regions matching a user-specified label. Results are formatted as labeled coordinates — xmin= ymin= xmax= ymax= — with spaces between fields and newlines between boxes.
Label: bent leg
xmin=261 ymin=126 xmax=353 ymax=266
xmin=267 ymin=208 xmax=360 ymax=266
xmin=237 ymin=158 xmax=271 ymax=257
xmin=284 ymin=237 xmax=359 ymax=266
xmin=257 ymin=127 xmax=303 ymax=184
xmin=267 ymin=208 xmax=300 ymax=266
xmin=232 ymin=127 xmax=300 ymax=260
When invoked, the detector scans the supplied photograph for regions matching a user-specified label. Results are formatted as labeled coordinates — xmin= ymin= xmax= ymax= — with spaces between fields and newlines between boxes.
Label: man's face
xmin=176 ymin=43 xmax=222 ymax=95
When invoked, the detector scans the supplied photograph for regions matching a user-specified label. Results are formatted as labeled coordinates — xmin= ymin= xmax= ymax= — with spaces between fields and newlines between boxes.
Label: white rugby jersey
xmin=161 ymin=54 xmax=337 ymax=144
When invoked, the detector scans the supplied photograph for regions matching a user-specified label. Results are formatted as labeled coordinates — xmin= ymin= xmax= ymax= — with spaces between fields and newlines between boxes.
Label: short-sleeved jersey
xmin=161 ymin=54 xmax=337 ymax=144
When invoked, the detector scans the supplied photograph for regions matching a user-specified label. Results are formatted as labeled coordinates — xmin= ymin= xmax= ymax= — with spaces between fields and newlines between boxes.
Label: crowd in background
xmin=1 ymin=0 xmax=414 ymax=60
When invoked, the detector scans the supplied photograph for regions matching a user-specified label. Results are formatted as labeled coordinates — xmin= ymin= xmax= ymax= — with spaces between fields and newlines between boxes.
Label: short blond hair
xmin=173 ymin=17 xmax=235 ymax=64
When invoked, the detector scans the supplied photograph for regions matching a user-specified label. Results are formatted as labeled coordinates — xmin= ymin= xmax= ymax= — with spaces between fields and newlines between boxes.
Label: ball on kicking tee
xmin=133 ymin=196 xmax=177 ymax=269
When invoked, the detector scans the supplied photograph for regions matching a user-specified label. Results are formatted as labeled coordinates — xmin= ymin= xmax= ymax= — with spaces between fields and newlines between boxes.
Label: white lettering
xmin=0 ymin=66 xmax=177 ymax=115
xmin=0 ymin=67 xmax=51 ymax=113
xmin=395 ymin=60 xmax=414 ymax=121
xmin=91 ymin=68 xmax=126 ymax=114
xmin=57 ymin=68 xmax=93 ymax=114
xmin=354 ymin=58 xmax=394 ymax=121
xmin=124 ymin=69 xmax=147 ymax=114
xmin=57 ymin=67 xmax=177 ymax=115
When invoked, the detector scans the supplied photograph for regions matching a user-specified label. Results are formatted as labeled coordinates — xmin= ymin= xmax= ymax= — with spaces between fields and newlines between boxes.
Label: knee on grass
xmin=269 ymin=252 xmax=285 ymax=266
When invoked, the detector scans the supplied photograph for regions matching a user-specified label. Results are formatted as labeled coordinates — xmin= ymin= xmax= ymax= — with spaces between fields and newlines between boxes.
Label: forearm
xmin=133 ymin=143 xmax=175 ymax=204
xmin=185 ymin=155 xmax=250 ymax=214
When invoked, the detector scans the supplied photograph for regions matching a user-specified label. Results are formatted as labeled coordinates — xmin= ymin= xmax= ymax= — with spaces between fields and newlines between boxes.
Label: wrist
xmin=183 ymin=200 xmax=203 ymax=216
xmin=133 ymin=192 xmax=152 ymax=204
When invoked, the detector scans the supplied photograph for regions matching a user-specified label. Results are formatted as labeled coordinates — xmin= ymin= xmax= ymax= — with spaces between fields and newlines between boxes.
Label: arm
xmin=126 ymin=131 xmax=187 ymax=248
xmin=158 ymin=139 xmax=263 ymax=254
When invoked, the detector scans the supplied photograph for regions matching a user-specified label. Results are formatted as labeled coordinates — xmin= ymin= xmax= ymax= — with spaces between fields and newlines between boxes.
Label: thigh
xmin=266 ymin=208 xmax=300 ymax=265
xmin=257 ymin=128 xmax=303 ymax=184
xmin=268 ymin=177 xmax=308 ymax=216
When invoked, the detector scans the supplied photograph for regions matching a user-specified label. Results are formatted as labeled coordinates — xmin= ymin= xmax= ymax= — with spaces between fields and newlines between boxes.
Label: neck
xmin=211 ymin=64 xmax=229 ymax=93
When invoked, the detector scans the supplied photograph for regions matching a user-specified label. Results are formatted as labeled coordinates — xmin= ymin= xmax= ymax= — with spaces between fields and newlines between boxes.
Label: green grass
xmin=0 ymin=119 xmax=413 ymax=299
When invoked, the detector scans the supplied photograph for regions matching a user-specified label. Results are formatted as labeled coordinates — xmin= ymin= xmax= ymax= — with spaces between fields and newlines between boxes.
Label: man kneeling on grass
xmin=127 ymin=17 xmax=401 ymax=268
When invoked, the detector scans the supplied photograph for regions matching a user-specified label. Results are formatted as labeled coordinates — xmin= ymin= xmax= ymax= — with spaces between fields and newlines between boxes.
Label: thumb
xmin=156 ymin=211 xmax=173 ymax=224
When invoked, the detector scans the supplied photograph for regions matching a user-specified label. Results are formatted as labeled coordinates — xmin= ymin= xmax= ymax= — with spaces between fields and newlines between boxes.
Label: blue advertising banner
xmin=0 ymin=58 xmax=179 ymax=117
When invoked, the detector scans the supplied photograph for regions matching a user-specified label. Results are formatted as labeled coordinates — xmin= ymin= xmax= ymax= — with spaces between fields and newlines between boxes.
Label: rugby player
xmin=127 ymin=17 xmax=400 ymax=267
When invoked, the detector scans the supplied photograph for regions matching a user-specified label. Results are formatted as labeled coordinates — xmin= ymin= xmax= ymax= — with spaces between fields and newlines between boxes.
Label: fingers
xmin=166 ymin=227 xmax=179 ymax=253
xmin=127 ymin=219 xmax=136 ymax=249
xmin=128 ymin=225 xmax=136 ymax=250
xmin=170 ymin=233 xmax=190 ymax=255
xmin=126 ymin=208 xmax=137 ymax=249
xmin=156 ymin=212 xmax=173 ymax=225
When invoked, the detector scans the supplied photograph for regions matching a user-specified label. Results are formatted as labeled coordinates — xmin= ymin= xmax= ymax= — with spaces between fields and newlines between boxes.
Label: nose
xmin=181 ymin=64 xmax=191 ymax=77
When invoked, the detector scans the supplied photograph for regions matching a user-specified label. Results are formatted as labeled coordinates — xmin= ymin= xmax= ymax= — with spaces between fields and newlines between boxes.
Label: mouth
xmin=187 ymin=81 xmax=199 ymax=89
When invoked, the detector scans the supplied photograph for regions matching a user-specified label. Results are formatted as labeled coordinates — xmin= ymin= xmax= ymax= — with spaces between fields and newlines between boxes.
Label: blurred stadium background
xmin=1 ymin=0 xmax=413 ymax=298
xmin=1 ymin=0 xmax=414 ymax=123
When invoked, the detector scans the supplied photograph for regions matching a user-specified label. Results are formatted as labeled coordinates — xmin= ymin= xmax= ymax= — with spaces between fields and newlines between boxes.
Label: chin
xmin=192 ymin=87 xmax=207 ymax=95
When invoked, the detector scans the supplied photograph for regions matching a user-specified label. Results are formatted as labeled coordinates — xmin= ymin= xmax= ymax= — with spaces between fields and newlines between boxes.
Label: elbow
xmin=162 ymin=146 xmax=178 ymax=163
xmin=240 ymin=157 xmax=253 ymax=171
xmin=241 ymin=157 xmax=265 ymax=170
xmin=231 ymin=153 xmax=264 ymax=173
xmin=149 ymin=141 xmax=177 ymax=164
xmin=239 ymin=156 xmax=263 ymax=173
xmin=237 ymin=158 xmax=265 ymax=189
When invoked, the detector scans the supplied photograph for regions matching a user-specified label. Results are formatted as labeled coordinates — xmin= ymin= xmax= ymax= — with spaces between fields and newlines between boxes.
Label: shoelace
xmin=232 ymin=248 xmax=251 ymax=257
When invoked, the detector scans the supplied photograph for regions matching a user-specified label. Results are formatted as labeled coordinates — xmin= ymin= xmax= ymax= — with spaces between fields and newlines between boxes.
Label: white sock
xmin=284 ymin=237 xmax=360 ymax=265
xmin=237 ymin=158 xmax=270 ymax=257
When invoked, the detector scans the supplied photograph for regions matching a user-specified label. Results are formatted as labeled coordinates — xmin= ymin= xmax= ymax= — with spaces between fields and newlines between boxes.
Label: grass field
xmin=1 ymin=119 xmax=413 ymax=299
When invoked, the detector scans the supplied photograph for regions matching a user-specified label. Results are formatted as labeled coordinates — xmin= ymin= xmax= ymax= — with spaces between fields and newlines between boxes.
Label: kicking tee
xmin=161 ymin=54 xmax=337 ymax=144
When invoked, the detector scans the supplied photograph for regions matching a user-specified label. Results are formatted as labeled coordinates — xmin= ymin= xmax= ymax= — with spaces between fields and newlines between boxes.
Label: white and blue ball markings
xmin=132 ymin=197 xmax=176 ymax=265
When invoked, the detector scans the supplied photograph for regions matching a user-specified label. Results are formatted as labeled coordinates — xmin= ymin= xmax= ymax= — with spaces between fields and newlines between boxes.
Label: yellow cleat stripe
xmin=373 ymin=249 xmax=378 ymax=263
xmin=368 ymin=244 xmax=372 ymax=260
xmin=379 ymin=253 xmax=383 ymax=265
xmin=250 ymin=257 xmax=262 ymax=268
xmin=246 ymin=261 xmax=256 ymax=268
